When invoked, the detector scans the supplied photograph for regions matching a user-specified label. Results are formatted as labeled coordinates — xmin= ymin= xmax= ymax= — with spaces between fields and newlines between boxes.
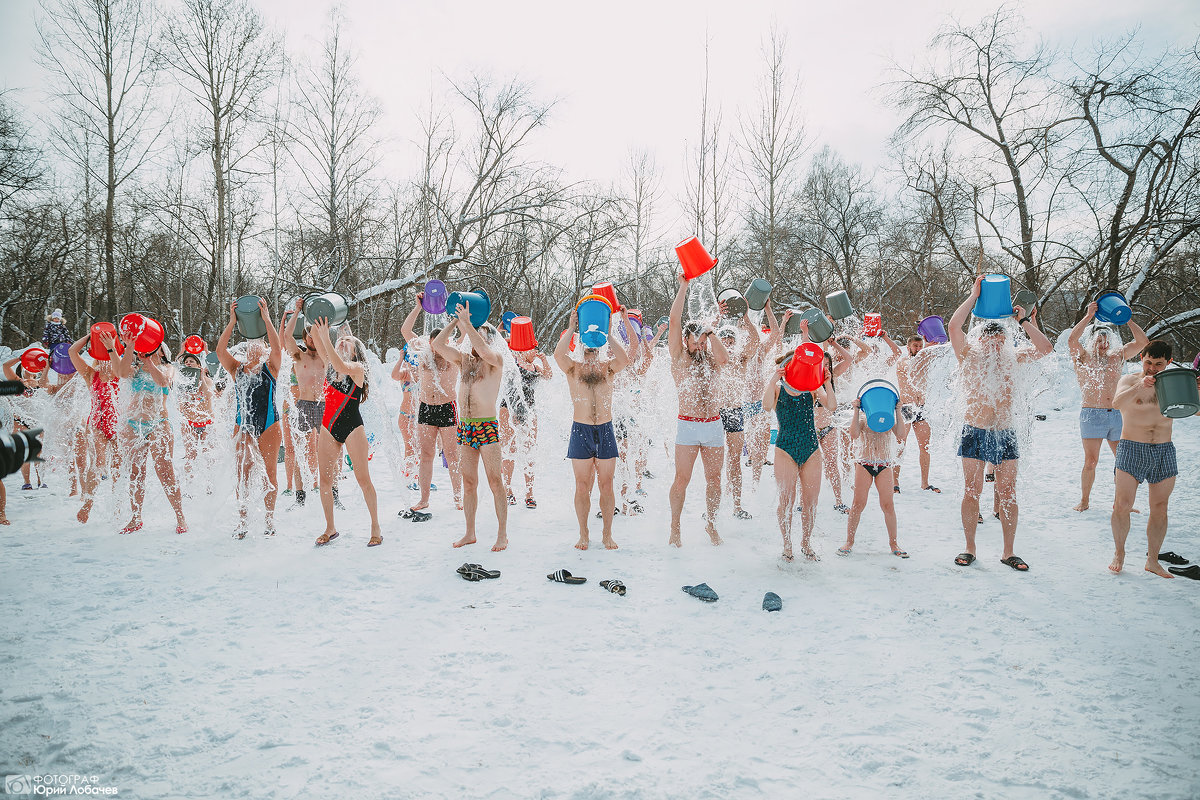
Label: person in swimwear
xmin=175 ymin=348 xmax=215 ymax=473
xmin=764 ymin=343 xmax=834 ymax=562
xmin=111 ymin=334 xmax=187 ymax=535
xmin=839 ymin=394 xmax=910 ymax=558
xmin=217 ymin=298 xmax=283 ymax=538
xmin=499 ymin=341 xmax=552 ymax=508
xmin=3 ymin=351 xmax=51 ymax=489
xmin=813 ymin=337 xmax=856 ymax=512
xmin=431 ymin=302 xmax=508 ymax=552
xmin=282 ymin=300 xmax=328 ymax=507
xmin=307 ymin=318 xmax=383 ymax=547
xmin=893 ymin=334 xmax=944 ymax=494
xmin=744 ymin=302 xmax=783 ymax=486
xmin=391 ymin=350 xmax=419 ymax=480
xmin=555 ymin=305 xmax=632 ymax=550
xmin=65 ymin=332 xmax=121 ymax=521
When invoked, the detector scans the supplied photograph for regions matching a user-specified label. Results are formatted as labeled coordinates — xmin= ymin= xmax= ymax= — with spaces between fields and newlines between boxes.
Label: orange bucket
xmin=592 ymin=282 xmax=620 ymax=311
xmin=183 ymin=335 xmax=206 ymax=355
xmin=20 ymin=346 xmax=49 ymax=373
xmin=863 ymin=313 xmax=882 ymax=337
xmin=783 ymin=342 xmax=825 ymax=392
xmin=509 ymin=317 xmax=537 ymax=352
xmin=120 ymin=312 xmax=165 ymax=355
xmin=89 ymin=322 xmax=124 ymax=361
xmin=675 ymin=236 xmax=717 ymax=280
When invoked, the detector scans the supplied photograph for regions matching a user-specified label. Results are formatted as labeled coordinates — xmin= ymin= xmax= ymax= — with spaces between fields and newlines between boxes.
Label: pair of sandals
xmin=1159 ymin=551 xmax=1200 ymax=579
xmin=458 ymin=563 xmax=500 ymax=581
xmin=546 ymin=570 xmax=627 ymax=595
xmin=954 ymin=552 xmax=1029 ymax=571
xmin=400 ymin=508 xmax=432 ymax=522
xmin=507 ymin=493 xmax=537 ymax=508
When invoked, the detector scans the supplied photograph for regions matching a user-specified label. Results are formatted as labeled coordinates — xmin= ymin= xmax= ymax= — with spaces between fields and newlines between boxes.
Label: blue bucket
xmin=501 ymin=310 xmax=518 ymax=333
xmin=445 ymin=288 xmax=491 ymax=329
xmin=577 ymin=296 xmax=612 ymax=349
xmin=973 ymin=274 xmax=1013 ymax=319
xmin=1095 ymin=291 xmax=1132 ymax=326
xmin=858 ymin=379 xmax=899 ymax=433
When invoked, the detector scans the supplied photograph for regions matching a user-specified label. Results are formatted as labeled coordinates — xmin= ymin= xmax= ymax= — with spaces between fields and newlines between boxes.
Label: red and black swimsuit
xmin=322 ymin=370 xmax=364 ymax=444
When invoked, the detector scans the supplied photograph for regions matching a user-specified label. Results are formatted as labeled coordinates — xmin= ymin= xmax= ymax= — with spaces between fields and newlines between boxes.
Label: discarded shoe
xmin=682 ymin=583 xmax=718 ymax=602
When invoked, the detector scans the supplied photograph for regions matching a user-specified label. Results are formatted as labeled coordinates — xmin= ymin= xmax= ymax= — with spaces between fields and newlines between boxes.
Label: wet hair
xmin=907 ymin=334 xmax=923 ymax=344
xmin=682 ymin=322 xmax=704 ymax=339
xmin=1142 ymin=340 xmax=1172 ymax=361
xmin=430 ymin=327 xmax=444 ymax=340
xmin=180 ymin=353 xmax=201 ymax=367
xmin=981 ymin=322 xmax=1006 ymax=337
xmin=338 ymin=335 xmax=371 ymax=401
xmin=835 ymin=337 xmax=851 ymax=348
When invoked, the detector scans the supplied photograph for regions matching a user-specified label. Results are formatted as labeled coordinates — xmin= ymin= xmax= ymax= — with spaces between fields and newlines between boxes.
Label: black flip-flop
xmin=599 ymin=579 xmax=626 ymax=596
xmin=1167 ymin=565 xmax=1200 ymax=580
xmin=923 ymin=485 xmax=941 ymax=494
xmin=548 ymin=569 xmax=586 ymax=584
xmin=1158 ymin=551 xmax=1189 ymax=566
xmin=1000 ymin=555 xmax=1029 ymax=571
xmin=954 ymin=552 xmax=976 ymax=566
xmin=762 ymin=592 xmax=782 ymax=612
xmin=367 ymin=536 xmax=383 ymax=547
xmin=400 ymin=509 xmax=432 ymax=522
xmin=457 ymin=563 xmax=500 ymax=579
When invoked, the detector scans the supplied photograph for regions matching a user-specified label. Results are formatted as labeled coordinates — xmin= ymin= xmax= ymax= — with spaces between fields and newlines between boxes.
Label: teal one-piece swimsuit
xmin=774 ymin=384 xmax=819 ymax=467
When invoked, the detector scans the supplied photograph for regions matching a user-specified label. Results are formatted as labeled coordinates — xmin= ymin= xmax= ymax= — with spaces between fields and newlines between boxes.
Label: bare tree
xmin=0 ymin=94 xmax=45 ymax=217
xmin=38 ymin=0 xmax=159 ymax=321
xmin=623 ymin=147 xmax=662 ymax=306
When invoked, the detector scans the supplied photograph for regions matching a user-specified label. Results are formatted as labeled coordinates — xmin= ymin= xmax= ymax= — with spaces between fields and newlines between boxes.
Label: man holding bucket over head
xmin=1108 ymin=340 xmax=1199 ymax=578
xmin=948 ymin=276 xmax=1053 ymax=572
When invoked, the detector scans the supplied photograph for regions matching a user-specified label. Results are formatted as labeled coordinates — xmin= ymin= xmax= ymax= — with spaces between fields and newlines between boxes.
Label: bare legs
xmin=820 ymin=432 xmax=844 ymax=508
xmin=842 ymin=465 xmax=900 ymax=554
xmin=571 ymin=457 xmax=618 ymax=550
xmin=453 ymin=443 xmax=507 ymax=551
xmin=1111 ymin=469 xmax=1173 ymax=577
xmin=961 ymin=457 xmax=1019 ymax=561
xmin=724 ymin=430 xmax=745 ymax=514
xmin=894 ymin=419 xmax=933 ymax=490
xmin=345 ymin=427 xmax=382 ymax=544
xmin=669 ymin=444 xmax=724 ymax=546
xmin=1076 ymin=438 xmax=1118 ymax=511
xmin=774 ymin=448 xmax=822 ymax=560
xmin=414 ymin=424 xmax=463 ymax=510
xmin=121 ymin=424 xmax=186 ymax=532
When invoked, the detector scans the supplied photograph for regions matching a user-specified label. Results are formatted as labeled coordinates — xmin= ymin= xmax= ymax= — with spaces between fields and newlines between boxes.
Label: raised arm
xmin=764 ymin=299 xmax=779 ymax=335
xmin=762 ymin=365 xmax=785 ymax=413
xmin=880 ymin=331 xmax=902 ymax=366
xmin=430 ymin=317 xmax=462 ymax=367
xmin=668 ymin=277 xmax=688 ymax=359
xmin=216 ymin=301 xmax=241 ymax=375
xmin=454 ymin=304 xmax=504 ymax=368
xmin=114 ymin=329 xmax=138 ymax=379
xmin=707 ymin=327 xmax=730 ymax=367
xmin=949 ymin=275 xmax=982 ymax=360
xmin=1122 ymin=317 xmax=1150 ymax=361
xmin=1015 ymin=307 xmax=1053 ymax=361
xmin=260 ymin=298 xmax=282 ymax=375
xmin=401 ymin=294 xmax=423 ymax=344
xmin=2 ymin=356 xmax=18 ymax=381
xmin=68 ymin=334 xmax=96 ymax=380
xmin=311 ymin=318 xmax=365 ymax=387
xmin=281 ymin=298 xmax=303 ymax=357
xmin=1067 ymin=301 xmax=1096 ymax=358
xmin=553 ymin=309 xmax=577 ymax=374
xmin=608 ymin=309 xmax=632 ymax=374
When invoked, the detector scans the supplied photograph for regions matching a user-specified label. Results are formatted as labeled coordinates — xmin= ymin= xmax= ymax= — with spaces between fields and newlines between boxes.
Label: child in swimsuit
xmin=839 ymin=394 xmax=910 ymax=558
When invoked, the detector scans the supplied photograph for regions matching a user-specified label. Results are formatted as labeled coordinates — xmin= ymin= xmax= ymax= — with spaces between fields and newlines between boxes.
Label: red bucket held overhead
xmin=88 ymin=322 xmax=124 ymax=361
xmin=119 ymin=313 xmax=165 ymax=356
xmin=20 ymin=346 xmax=49 ymax=374
xmin=783 ymin=342 xmax=825 ymax=393
xmin=592 ymin=282 xmax=620 ymax=311
xmin=675 ymin=236 xmax=718 ymax=280
xmin=183 ymin=335 xmax=206 ymax=355
xmin=863 ymin=313 xmax=882 ymax=337
xmin=509 ymin=317 xmax=537 ymax=352
xmin=559 ymin=329 xmax=576 ymax=353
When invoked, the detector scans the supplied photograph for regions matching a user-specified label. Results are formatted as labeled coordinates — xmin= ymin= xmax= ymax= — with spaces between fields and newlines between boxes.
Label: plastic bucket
xmin=783 ymin=342 xmax=825 ymax=392
xmin=798 ymin=308 xmax=833 ymax=343
xmin=501 ymin=310 xmax=518 ymax=334
xmin=863 ymin=313 xmax=882 ymax=337
xmin=1095 ymin=291 xmax=1132 ymax=326
xmin=303 ymin=292 xmax=350 ymax=326
xmin=858 ymin=379 xmax=900 ymax=432
xmin=592 ymin=282 xmax=620 ymax=311
xmin=917 ymin=315 xmax=948 ymax=344
xmin=745 ymin=279 xmax=772 ymax=311
xmin=675 ymin=236 xmax=717 ymax=280
xmin=576 ymin=295 xmax=613 ymax=349
xmin=1155 ymin=367 xmax=1200 ymax=418
xmin=445 ymin=288 xmax=491 ymax=329
xmin=120 ymin=313 xmax=165 ymax=355
xmin=718 ymin=288 xmax=748 ymax=318
xmin=509 ymin=317 xmax=537 ymax=352
xmin=205 ymin=352 xmax=222 ymax=375
xmin=177 ymin=365 xmax=201 ymax=393
xmin=49 ymin=342 xmax=75 ymax=375
xmin=1013 ymin=289 xmax=1038 ymax=315
xmin=783 ymin=309 xmax=807 ymax=336
xmin=183 ymin=335 xmax=206 ymax=355
xmin=616 ymin=315 xmax=643 ymax=345
xmin=973 ymin=274 xmax=1013 ymax=319
xmin=88 ymin=322 xmax=123 ymax=361
xmin=422 ymin=280 xmax=448 ymax=314
xmin=560 ymin=329 xmax=577 ymax=353
xmin=20 ymin=346 xmax=49 ymax=373
xmin=235 ymin=295 xmax=268 ymax=339
xmin=826 ymin=290 xmax=853 ymax=321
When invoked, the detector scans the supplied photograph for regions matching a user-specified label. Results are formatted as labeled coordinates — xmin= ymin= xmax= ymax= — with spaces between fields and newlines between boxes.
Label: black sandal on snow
xmin=923 ymin=485 xmax=941 ymax=493
xmin=457 ymin=563 xmax=500 ymax=580
xmin=1000 ymin=555 xmax=1029 ymax=571
xmin=599 ymin=579 xmax=626 ymax=596
xmin=1167 ymin=565 xmax=1200 ymax=580
xmin=1158 ymin=551 xmax=1189 ymax=565
xmin=525 ymin=497 xmax=537 ymax=509
xmin=985 ymin=473 xmax=996 ymax=482
xmin=548 ymin=569 xmax=587 ymax=584
xmin=893 ymin=485 xmax=900 ymax=494
xmin=954 ymin=552 xmax=976 ymax=566
xmin=400 ymin=509 xmax=432 ymax=522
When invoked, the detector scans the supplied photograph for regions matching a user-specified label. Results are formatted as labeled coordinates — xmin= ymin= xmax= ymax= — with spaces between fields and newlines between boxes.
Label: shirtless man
xmin=948 ymin=276 xmax=1053 ymax=571
xmin=431 ymin=303 xmax=508 ymax=551
xmin=282 ymin=300 xmax=329 ymax=507
xmin=744 ymin=302 xmax=782 ymax=485
xmin=668 ymin=276 xmax=730 ymax=546
xmin=1109 ymin=340 xmax=1197 ymax=578
xmin=893 ymin=334 xmax=941 ymax=494
xmin=555 ymin=306 xmax=632 ymax=550
xmin=402 ymin=292 xmax=464 ymax=515
xmin=1067 ymin=302 xmax=1149 ymax=511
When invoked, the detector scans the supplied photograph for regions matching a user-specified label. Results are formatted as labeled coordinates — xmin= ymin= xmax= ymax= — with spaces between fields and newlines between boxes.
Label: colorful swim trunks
xmin=457 ymin=417 xmax=500 ymax=449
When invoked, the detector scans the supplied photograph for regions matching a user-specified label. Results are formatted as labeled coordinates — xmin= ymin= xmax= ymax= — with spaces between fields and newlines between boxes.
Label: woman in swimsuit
xmin=217 ymin=298 xmax=283 ymax=538
xmin=65 ymin=332 xmax=123 ymax=522
xmin=175 ymin=349 xmax=215 ymax=474
xmin=839 ymin=394 xmax=909 ymax=558
xmin=391 ymin=350 xmax=418 ymax=480
xmin=112 ymin=333 xmax=187 ymax=535
xmin=763 ymin=354 xmax=834 ymax=562
xmin=309 ymin=318 xmax=382 ymax=547
xmin=499 ymin=346 xmax=551 ymax=508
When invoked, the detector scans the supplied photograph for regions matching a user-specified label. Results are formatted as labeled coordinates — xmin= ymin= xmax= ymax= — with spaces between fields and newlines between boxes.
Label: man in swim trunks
xmin=402 ymin=292 xmax=464 ymax=512
xmin=283 ymin=299 xmax=329 ymax=507
xmin=948 ymin=276 xmax=1053 ymax=571
xmin=894 ymin=334 xmax=942 ymax=494
xmin=555 ymin=305 xmax=632 ymax=550
xmin=431 ymin=302 xmax=508 ymax=552
xmin=1109 ymin=340 xmax=1198 ymax=577
xmin=1067 ymin=301 xmax=1149 ymax=511
xmin=668 ymin=275 xmax=730 ymax=547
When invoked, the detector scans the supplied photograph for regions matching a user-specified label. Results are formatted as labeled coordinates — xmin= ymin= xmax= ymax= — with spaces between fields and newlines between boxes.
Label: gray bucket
xmin=826 ymin=290 xmax=853 ymax=321
xmin=285 ymin=295 xmax=309 ymax=340
xmin=235 ymin=295 xmax=268 ymax=340
xmin=718 ymin=288 xmax=748 ymax=318
xmin=744 ymin=279 xmax=772 ymax=311
xmin=205 ymin=351 xmax=222 ymax=376
xmin=304 ymin=292 xmax=350 ymax=326
xmin=1155 ymin=367 xmax=1200 ymax=418
xmin=784 ymin=309 xmax=806 ymax=336
xmin=1013 ymin=289 xmax=1038 ymax=315
xmin=800 ymin=308 xmax=834 ymax=343
xmin=177 ymin=365 xmax=201 ymax=393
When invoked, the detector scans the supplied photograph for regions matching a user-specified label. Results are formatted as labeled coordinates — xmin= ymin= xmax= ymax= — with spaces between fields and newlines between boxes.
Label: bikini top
xmin=130 ymin=366 xmax=168 ymax=396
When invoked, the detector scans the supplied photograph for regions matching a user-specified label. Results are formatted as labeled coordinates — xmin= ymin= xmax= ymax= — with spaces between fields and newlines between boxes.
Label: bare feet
xmin=1145 ymin=561 xmax=1174 ymax=579
xmin=368 ymin=534 xmax=383 ymax=546
xmin=706 ymin=523 xmax=723 ymax=546
xmin=603 ymin=537 xmax=619 ymax=550
xmin=453 ymin=533 xmax=477 ymax=548
xmin=410 ymin=501 xmax=429 ymax=511
xmin=491 ymin=536 xmax=508 ymax=552
xmin=77 ymin=500 xmax=92 ymax=524
xmin=668 ymin=529 xmax=682 ymax=548
xmin=1073 ymin=501 xmax=1088 ymax=512
xmin=1109 ymin=551 xmax=1124 ymax=574
xmin=575 ymin=535 xmax=589 ymax=551
xmin=0 ymin=516 xmax=9 ymax=525
xmin=120 ymin=518 xmax=142 ymax=535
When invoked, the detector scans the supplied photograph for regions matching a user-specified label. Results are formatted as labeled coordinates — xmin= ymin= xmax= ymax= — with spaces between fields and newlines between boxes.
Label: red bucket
xmin=120 ymin=313 xmax=165 ymax=356
xmin=509 ymin=317 xmax=537 ymax=352
xmin=675 ymin=236 xmax=718 ymax=280
xmin=627 ymin=308 xmax=642 ymax=323
xmin=20 ymin=346 xmax=49 ymax=373
xmin=592 ymin=282 xmax=620 ymax=311
xmin=89 ymin=322 xmax=124 ymax=361
xmin=863 ymin=313 xmax=882 ymax=337
xmin=183 ymin=335 xmax=206 ymax=355
xmin=783 ymin=343 xmax=825 ymax=392
xmin=560 ymin=329 xmax=576 ymax=353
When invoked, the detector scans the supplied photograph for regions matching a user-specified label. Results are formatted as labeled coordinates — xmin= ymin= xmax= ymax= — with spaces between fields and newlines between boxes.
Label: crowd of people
xmin=2 ymin=278 xmax=1196 ymax=579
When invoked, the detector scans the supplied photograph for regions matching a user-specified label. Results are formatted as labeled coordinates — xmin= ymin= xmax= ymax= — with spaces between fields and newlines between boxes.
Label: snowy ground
xmin=2 ymin=403 xmax=1199 ymax=799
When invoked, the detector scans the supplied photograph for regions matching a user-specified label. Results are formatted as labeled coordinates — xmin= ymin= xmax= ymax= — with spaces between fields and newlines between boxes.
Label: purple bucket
xmin=917 ymin=315 xmax=949 ymax=344
xmin=50 ymin=342 xmax=76 ymax=375
xmin=422 ymin=280 xmax=448 ymax=314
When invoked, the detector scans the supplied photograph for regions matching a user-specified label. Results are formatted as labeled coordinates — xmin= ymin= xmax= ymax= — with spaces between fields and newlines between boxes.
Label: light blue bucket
xmin=858 ymin=379 xmax=899 ymax=433
xmin=1095 ymin=291 xmax=1132 ymax=326
xmin=445 ymin=288 xmax=491 ymax=329
xmin=973 ymin=274 xmax=1013 ymax=319
xmin=577 ymin=298 xmax=612 ymax=349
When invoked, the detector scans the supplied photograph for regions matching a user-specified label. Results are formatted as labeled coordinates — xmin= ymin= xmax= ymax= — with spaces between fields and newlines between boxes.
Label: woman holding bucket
xmin=838 ymin=391 xmax=910 ymax=558
xmin=66 ymin=330 xmax=122 ymax=522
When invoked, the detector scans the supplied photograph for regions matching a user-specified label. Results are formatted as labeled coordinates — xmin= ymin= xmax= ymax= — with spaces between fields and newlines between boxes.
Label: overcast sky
xmin=2 ymin=0 xmax=1197 ymax=202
